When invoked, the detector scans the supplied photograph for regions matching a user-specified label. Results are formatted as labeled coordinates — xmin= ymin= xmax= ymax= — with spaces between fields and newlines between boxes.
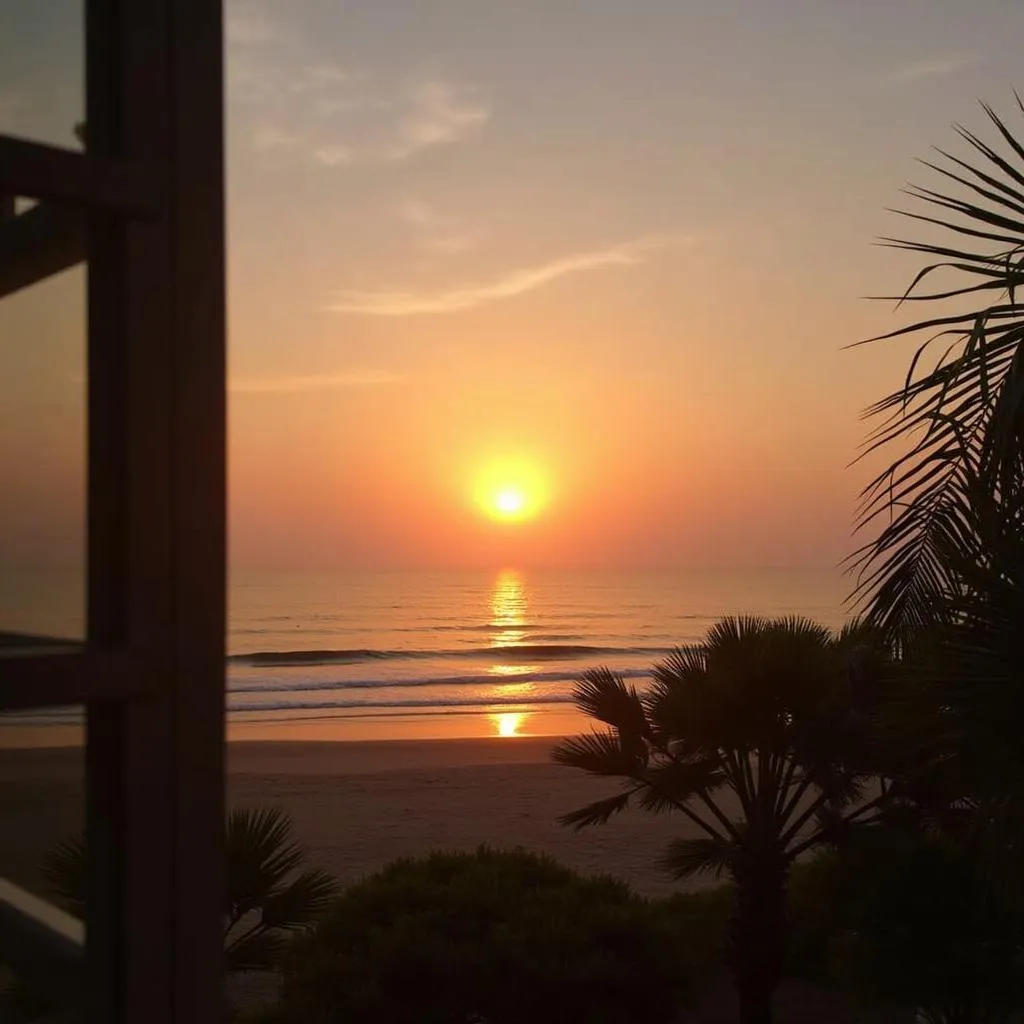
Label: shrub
xmin=784 ymin=836 xmax=1024 ymax=1022
xmin=265 ymin=847 xmax=697 ymax=1024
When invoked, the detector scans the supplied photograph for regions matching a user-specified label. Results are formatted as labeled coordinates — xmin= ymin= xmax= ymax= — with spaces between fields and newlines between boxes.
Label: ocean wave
xmin=230 ymin=693 xmax=575 ymax=714
xmin=229 ymin=643 xmax=671 ymax=667
xmin=227 ymin=666 xmax=651 ymax=695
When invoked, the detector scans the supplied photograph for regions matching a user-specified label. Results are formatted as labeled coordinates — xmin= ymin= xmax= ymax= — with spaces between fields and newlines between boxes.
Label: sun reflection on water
xmin=487 ymin=663 xmax=538 ymax=677
xmin=490 ymin=569 xmax=527 ymax=648
xmin=489 ymin=573 xmax=534 ymax=734
xmin=492 ymin=711 xmax=527 ymax=738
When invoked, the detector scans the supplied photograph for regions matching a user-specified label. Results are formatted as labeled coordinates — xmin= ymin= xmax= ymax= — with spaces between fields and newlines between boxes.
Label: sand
xmin=228 ymin=737 xmax=727 ymax=898
xmin=0 ymin=736 xmax=721 ymax=898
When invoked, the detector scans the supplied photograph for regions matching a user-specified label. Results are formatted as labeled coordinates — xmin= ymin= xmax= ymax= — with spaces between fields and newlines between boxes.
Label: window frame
xmin=0 ymin=1 xmax=226 ymax=1020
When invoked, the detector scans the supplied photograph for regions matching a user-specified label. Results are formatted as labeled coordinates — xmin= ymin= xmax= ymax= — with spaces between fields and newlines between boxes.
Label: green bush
xmin=784 ymin=836 xmax=1024 ymax=1022
xmin=656 ymin=883 xmax=733 ymax=976
xmin=784 ymin=850 xmax=844 ymax=983
xmin=265 ymin=847 xmax=699 ymax=1024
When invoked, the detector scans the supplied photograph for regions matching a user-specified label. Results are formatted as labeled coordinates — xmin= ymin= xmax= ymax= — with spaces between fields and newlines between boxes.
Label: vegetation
xmin=786 ymin=835 xmax=1024 ymax=1024
xmin=40 ymin=806 xmax=338 ymax=973
xmin=552 ymin=615 xmax=890 ymax=1024
xmin=262 ymin=847 xmax=698 ymax=1024
xmin=2 ymin=807 xmax=337 ymax=1022
xmin=813 ymin=96 xmax=1024 ymax=1022
xmin=849 ymin=93 xmax=1024 ymax=926
xmin=222 ymin=807 xmax=339 ymax=972
xmin=851 ymin=97 xmax=1024 ymax=646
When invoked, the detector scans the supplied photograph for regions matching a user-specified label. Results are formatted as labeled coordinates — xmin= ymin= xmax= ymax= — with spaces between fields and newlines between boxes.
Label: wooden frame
xmin=0 ymin=136 xmax=158 ymax=213
xmin=0 ymin=0 xmax=226 ymax=1020
xmin=0 ymin=203 xmax=85 ymax=300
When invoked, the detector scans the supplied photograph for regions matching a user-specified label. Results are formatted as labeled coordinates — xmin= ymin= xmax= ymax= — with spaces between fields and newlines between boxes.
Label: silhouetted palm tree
xmin=553 ymin=616 xmax=888 ymax=1024
xmin=850 ymin=97 xmax=1024 ymax=912
xmin=42 ymin=806 xmax=338 ymax=973
xmin=852 ymin=96 xmax=1024 ymax=645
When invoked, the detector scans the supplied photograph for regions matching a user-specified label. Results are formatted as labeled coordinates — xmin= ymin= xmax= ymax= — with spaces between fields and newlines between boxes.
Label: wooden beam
xmin=0 ymin=136 xmax=158 ymax=215
xmin=0 ymin=202 xmax=86 ymax=299
xmin=0 ymin=650 xmax=152 ymax=709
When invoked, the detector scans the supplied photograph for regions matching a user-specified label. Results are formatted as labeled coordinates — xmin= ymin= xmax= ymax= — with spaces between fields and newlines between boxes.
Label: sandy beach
xmin=0 ymin=736 xmax=723 ymax=898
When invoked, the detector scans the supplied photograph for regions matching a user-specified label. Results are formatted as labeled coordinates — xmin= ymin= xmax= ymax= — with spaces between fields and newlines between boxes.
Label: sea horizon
xmin=1 ymin=565 xmax=852 ymax=746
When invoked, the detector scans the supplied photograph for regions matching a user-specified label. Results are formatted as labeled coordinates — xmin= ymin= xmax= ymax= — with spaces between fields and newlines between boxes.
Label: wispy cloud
xmin=230 ymin=371 xmax=404 ymax=394
xmin=388 ymin=80 xmax=490 ymax=160
xmin=327 ymin=236 xmax=680 ymax=316
xmin=397 ymin=198 xmax=479 ymax=255
xmin=227 ymin=4 xmax=490 ymax=165
xmin=883 ymin=53 xmax=981 ymax=84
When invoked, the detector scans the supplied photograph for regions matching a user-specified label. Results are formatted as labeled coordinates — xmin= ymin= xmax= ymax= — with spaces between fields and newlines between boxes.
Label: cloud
xmin=398 ymin=198 xmax=445 ymax=229
xmin=388 ymin=80 xmax=490 ymax=159
xmin=226 ymin=4 xmax=489 ymax=165
xmin=397 ymin=198 xmax=479 ymax=255
xmin=424 ymin=234 xmax=478 ymax=255
xmin=883 ymin=54 xmax=981 ymax=84
xmin=230 ymin=371 xmax=404 ymax=394
xmin=327 ymin=236 xmax=680 ymax=316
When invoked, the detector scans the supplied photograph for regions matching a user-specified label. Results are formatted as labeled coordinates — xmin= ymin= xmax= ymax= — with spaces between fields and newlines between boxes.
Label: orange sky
xmin=4 ymin=0 xmax=1024 ymax=571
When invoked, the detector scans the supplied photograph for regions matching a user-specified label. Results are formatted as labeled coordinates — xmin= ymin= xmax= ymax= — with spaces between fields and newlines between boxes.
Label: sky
xmin=2 ymin=0 xmax=1024 ymax=572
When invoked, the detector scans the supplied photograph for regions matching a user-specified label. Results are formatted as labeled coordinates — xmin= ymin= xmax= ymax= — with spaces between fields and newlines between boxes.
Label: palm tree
xmin=852 ymin=96 xmax=1024 ymax=645
xmin=223 ymin=807 xmax=339 ymax=971
xmin=850 ymin=95 xmax=1024 ymax=909
xmin=553 ymin=616 xmax=889 ymax=1024
xmin=42 ymin=806 xmax=338 ymax=973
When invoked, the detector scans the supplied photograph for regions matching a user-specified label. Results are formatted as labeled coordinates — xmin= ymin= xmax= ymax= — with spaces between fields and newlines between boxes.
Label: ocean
xmin=0 ymin=567 xmax=850 ymax=743
xmin=225 ymin=567 xmax=849 ymax=741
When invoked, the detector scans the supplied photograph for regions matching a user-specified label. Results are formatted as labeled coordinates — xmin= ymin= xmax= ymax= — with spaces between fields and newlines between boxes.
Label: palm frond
xmin=572 ymin=667 xmax=650 ymax=739
xmin=226 ymin=806 xmax=306 ymax=919
xmin=853 ymin=97 xmax=1024 ymax=640
xmin=702 ymin=615 xmax=771 ymax=651
xmin=224 ymin=930 xmax=288 ymax=973
xmin=558 ymin=789 xmax=636 ymax=831
xmin=551 ymin=729 xmax=647 ymax=777
xmin=41 ymin=833 xmax=86 ymax=917
xmin=650 ymin=644 xmax=707 ymax=687
xmin=636 ymin=757 xmax=726 ymax=815
xmin=260 ymin=868 xmax=340 ymax=930
xmin=659 ymin=837 xmax=736 ymax=881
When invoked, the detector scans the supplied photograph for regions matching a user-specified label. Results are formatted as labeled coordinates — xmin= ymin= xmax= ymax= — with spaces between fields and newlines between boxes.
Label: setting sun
xmin=472 ymin=459 xmax=548 ymax=523
xmin=495 ymin=489 xmax=525 ymax=515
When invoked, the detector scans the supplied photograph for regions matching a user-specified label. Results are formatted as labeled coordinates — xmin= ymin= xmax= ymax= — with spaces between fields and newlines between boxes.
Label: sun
xmin=495 ymin=488 xmax=526 ymax=515
xmin=472 ymin=459 xmax=547 ymax=523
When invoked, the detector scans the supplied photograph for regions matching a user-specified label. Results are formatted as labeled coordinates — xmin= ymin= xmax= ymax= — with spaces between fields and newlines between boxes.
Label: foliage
xmin=224 ymin=807 xmax=339 ymax=972
xmin=785 ymin=834 xmax=1024 ymax=1024
xmin=40 ymin=833 xmax=87 ymax=919
xmin=1 ymin=807 xmax=336 ymax=1022
xmin=263 ymin=846 xmax=695 ymax=1024
xmin=552 ymin=616 xmax=891 ymax=1024
xmin=37 ymin=806 xmax=338 ymax=974
xmin=851 ymin=95 xmax=1024 ymax=911
xmin=782 ymin=850 xmax=844 ymax=982
xmin=851 ymin=96 xmax=1024 ymax=646
xmin=655 ymin=883 xmax=734 ymax=977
